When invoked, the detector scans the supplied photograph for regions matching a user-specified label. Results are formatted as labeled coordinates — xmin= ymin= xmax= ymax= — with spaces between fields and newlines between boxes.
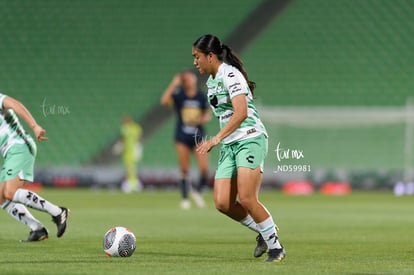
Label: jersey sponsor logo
xmin=182 ymin=100 xmax=201 ymax=108
xmin=246 ymin=128 xmax=256 ymax=135
xmin=227 ymin=72 xmax=235 ymax=78
xmin=208 ymin=82 xmax=224 ymax=96
xmin=229 ymin=83 xmax=242 ymax=95
xmin=181 ymin=106 xmax=202 ymax=127
xmin=220 ymin=112 xmax=233 ymax=121
xmin=246 ymin=155 xmax=255 ymax=164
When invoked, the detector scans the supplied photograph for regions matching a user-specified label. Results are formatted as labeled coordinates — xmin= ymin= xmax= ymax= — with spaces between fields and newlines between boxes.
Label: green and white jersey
xmin=206 ymin=63 xmax=267 ymax=144
xmin=0 ymin=93 xmax=36 ymax=157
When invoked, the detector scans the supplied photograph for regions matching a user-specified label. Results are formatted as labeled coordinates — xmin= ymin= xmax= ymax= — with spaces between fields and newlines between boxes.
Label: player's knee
xmin=3 ymin=187 xmax=17 ymax=201
xmin=238 ymin=195 xmax=257 ymax=211
xmin=214 ymin=199 xmax=231 ymax=214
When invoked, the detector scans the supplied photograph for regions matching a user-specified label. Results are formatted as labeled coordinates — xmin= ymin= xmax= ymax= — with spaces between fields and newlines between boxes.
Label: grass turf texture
xmin=0 ymin=189 xmax=412 ymax=274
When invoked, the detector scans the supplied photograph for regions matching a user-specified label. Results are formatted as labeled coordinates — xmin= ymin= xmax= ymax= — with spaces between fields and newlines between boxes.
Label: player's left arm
xmin=3 ymin=96 xmax=48 ymax=142
xmin=196 ymin=68 xmax=248 ymax=154
xmin=196 ymin=94 xmax=247 ymax=154
xmin=215 ymin=93 xmax=247 ymax=139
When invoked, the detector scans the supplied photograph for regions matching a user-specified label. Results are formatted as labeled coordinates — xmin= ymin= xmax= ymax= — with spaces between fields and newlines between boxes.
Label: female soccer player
xmin=192 ymin=34 xmax=285 ymax=262
xmin=119 ymin=115 xmax=143 ymax=193
xmin=0 ymin=93 xmax=69 ymax=241
xmin=161 ymin=70 xmax=211 ymax=209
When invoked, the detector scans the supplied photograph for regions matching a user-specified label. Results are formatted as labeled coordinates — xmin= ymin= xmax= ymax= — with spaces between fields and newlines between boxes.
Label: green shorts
xmin=0 ymin=144 xmax=36 ymax=182
xmin=215 ymin=134 xmax=268 ymax=179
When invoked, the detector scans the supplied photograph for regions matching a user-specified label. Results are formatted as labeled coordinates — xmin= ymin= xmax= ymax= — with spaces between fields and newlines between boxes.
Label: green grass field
xmin=0 ymin=189 xmax=412 ymax=274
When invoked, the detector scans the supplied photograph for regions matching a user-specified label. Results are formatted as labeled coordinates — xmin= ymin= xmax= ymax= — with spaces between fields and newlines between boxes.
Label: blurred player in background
xmin=161 ymin=70 xmax=211 ymax=209
xmin=0 ymin=93 xmax=69 ymax=241
xmin=113 ymin=115 xmax=143 ymax=193
xmin=192 ymin=34 xmax=285 ymax=262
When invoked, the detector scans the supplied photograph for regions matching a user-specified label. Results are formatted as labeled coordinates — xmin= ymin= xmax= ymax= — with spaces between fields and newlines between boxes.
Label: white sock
xmin=13 ymin=188 xmax=62 ymax=216
xmin=2 ymin=201 xmax=44 ymax=231
xmin=257 ymin=216 xmax=282 ymax=249
xmin=240 ymin=215 xmax=260 ymax=233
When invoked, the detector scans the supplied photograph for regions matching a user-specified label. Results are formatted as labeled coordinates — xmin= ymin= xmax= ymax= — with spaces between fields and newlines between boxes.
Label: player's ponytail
xmin=193 ymin=34 xmax=256 ymax=95
xmin=221 ymin=44 xmax=256 ymax=95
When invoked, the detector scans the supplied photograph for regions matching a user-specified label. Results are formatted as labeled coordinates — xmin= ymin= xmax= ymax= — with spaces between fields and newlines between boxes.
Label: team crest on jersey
xmin=209 ymin=81 xmax=223 ymax=95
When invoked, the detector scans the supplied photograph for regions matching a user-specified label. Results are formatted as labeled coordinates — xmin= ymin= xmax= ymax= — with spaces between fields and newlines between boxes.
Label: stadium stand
xmin=242 ymin=0 xmax=414 ymax=174
xmin=145 ymin=0 xmax=414 ymax=172
xmin=0 ymin=0 xmax=266 ymax=167
xmin=1 ymin=0 xmax=413 ymax=189
xmin=244 ymin=0 xmax=413 ymax=106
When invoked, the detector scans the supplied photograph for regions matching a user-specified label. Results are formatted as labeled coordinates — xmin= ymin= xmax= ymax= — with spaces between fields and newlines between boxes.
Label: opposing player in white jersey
xmin=192 ymin=34 xmax=285 ymax=262
xmin=0 ymin=93 xmax=69 ymax=241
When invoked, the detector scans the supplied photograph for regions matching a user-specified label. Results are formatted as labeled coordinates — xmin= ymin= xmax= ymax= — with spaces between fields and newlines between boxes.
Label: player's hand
xmin=196 ymin=136 xmax=220 ymax=154
xmin=33 ymin=125 xmax=48 ymax=142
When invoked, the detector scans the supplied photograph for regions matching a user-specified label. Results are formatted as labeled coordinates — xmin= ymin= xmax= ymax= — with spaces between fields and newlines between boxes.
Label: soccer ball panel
xmin=103 ymin=227 xmax=136 ymax=257
xmin=118 ymin=233 xmax=136 ymax=257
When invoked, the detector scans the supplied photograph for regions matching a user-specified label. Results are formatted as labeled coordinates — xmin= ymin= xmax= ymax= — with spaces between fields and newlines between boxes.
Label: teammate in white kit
xmin=192 ymin=34 xmax=285 ymax=262
xmin=0 ymin=93 xmax=69 ymax=241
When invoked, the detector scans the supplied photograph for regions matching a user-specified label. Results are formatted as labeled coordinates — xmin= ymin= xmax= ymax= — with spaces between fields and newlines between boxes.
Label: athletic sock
xmin=196 ymin=175 xmax=208 ymax=193
xmin=180 ymin=178 xmax=189 ymax=200
xmin=240 ymin=214 xmax=260 ymax=233
xmin=1 ymin=201 xmax=44 ymax=231
xmin=12 ymin=188 xmax=62 ymax=216
xmin=257 ymin=216 xmax=282 ymax=249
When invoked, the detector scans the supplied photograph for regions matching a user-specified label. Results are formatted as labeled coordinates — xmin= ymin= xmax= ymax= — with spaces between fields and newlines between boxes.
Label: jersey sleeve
xmin=223 ymin=67 xmax=248 ymax=99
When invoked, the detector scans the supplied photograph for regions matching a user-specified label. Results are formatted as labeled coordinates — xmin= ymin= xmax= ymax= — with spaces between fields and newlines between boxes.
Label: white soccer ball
xmin=103 ymin=226 xmax=136 ymax=257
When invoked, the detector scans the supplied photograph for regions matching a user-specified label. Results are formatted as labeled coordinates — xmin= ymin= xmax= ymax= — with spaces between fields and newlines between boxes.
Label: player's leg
xmin=122 ymin=157 xmax=138 ymax=193
xmin=191 ymin=149 xmax=208 ymax=208
xmin=134 ymin=142 xmax=144 ymax=191
xmin=175 ymin=142 xmax=191 ymax=209
xmin=3 ymin=177 xmax=69 ymax=238
xmin=237 ymin=167 xmax=285 ymax=261
xmin=214 ymin=145 xmax=260 ymax=231
xmin=1 ymin=201 xmax=48 ymax=241
xmin=2 ymin=145 xmax=69 ymax=238
xmin=0 ymin=181 xmax=48 ymax=241
xmin=194 ymin=148 xmax=209 ymax=193
xmin=236 ymin=135 xmax=285 ymax=262
xmin=213 ymin=177 xmax=248 ymax=220
xmin=134 ymin=160 xmax=143 ymax=192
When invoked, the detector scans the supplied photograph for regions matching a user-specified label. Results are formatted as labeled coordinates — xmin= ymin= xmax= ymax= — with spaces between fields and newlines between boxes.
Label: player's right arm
xmin=2 ymin=95 xmax=48 ymax=142
xmin=160 ymin=74 xmax=182 ymax=107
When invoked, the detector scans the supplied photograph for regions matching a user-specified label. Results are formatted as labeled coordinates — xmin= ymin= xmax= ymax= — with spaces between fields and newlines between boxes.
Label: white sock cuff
xmin=240 ymin=215 xmax=254 ymax=226
xmin=258 ymin=216 xmax=276 ymax=233
xmin=1 ymin=200 xmax=11 ymax=209
xmin=240 ymin=214 xmax=260 ymax=233
xmin=12 ymin=188 xmax=25 ymax=202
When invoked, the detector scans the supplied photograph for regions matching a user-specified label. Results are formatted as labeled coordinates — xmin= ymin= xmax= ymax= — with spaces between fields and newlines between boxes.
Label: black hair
xmin=193 ymin=34 xmax=256 ymax=95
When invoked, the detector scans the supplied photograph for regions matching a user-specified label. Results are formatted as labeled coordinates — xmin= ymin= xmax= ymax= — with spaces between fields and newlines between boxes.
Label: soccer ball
xmin=103 ymin=226 xmax=136 ymax=257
